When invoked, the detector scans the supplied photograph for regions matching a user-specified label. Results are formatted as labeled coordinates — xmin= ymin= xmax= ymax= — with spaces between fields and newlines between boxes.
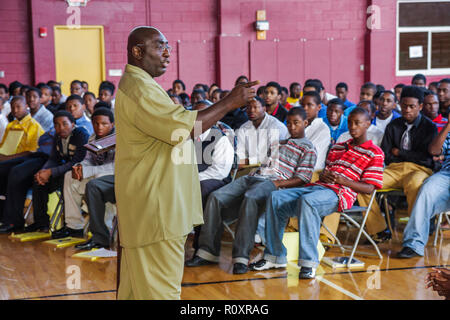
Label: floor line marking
xmin=16 ymin=263 xmax=449 ymax=300
xmin=316 ymin=276 xmax=364 ymax=300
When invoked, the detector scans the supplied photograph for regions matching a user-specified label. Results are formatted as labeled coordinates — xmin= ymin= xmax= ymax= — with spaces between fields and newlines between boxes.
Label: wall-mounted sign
xmin=66 ymin=0 xmax=89 ymax=6
xmin=409 ymin=45 xmax=423 ymax=59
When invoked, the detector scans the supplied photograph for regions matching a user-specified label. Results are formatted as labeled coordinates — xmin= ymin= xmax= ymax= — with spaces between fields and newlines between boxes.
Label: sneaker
xmin=299 ymin=267 xmax=316 ymax=279
xmin=254 ymin=234 xmax=262 ymax=244
xmin=396 ymin=247 xmax=420 ymax=259
xmin=233 ymin=263 xmax=248 ymax=274
xmin=249 ymin=259 xmax=286 ymax=271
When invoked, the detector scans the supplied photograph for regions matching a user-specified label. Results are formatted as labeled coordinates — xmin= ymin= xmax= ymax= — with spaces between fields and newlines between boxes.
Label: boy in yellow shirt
xmin=0 ymin=96 xmax=44 ymax=162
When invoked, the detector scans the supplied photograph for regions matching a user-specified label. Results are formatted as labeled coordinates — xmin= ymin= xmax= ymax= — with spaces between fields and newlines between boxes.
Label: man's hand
xmin=272 ymin=180 xmax=281 ymax=189
xmin=35 ymin=169 xmax=52 ymax=186
xmin=226 ymin=80 xmax=260 ymax=109
xmin=72 ymin=165 xmax=83 ymax=181
xmin=319 ymin=170 xmax=337 ymax=184
xmin=391 ymin=147 xmax=400 ymax=157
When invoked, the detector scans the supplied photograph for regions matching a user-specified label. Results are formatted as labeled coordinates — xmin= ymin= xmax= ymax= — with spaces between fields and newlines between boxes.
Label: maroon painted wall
xmin=0 ymin=0 xmax=449 ymax=102
xmin=0 ymin=0 xmax=34 ymax=86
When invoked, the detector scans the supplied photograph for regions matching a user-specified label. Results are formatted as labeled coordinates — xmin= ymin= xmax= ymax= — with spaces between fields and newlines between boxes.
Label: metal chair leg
xmin=346 ymin=191 xmax=382 ymax=266
xmin=49 ymin=191 xmax=64 ymax=232
xmin=434 ymin=212 xmax=444 ymax=247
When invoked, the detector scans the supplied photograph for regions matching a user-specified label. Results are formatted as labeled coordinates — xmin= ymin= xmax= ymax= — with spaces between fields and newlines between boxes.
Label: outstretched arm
xmin=191 ymin=81 xmax=259 ymax=138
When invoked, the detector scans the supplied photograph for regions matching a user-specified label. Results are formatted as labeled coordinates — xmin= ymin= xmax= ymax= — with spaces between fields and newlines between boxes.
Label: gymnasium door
xmin=54 ymin=26 xmax=106 ymax=96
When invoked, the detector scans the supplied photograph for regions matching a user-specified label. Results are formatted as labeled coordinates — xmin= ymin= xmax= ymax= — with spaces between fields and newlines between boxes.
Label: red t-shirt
xmin=310 ymin=139 xmax=385 ymax=211
xmin=433 ymin=114 xmax=448 ymax=132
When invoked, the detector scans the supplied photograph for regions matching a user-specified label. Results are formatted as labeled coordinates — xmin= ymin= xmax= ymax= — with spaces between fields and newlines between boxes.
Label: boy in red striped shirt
xmin=250 ymin=107 xmax=385 ymax=279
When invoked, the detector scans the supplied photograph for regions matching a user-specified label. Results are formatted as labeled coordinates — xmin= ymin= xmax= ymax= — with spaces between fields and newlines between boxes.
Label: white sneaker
xmin=254 ymin=234 xmax=262 ymax=244
xmin=249 ymin=259 xmax=286 ymax=271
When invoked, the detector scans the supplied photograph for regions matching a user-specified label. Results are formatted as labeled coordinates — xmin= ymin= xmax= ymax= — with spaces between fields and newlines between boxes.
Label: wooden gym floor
xmin=0 ymin=217 xmax=448 ymax=300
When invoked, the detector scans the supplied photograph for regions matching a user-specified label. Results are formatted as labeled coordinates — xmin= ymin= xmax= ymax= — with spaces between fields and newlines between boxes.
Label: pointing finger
xmin=243 ymin=80 xmax=260 ymax=88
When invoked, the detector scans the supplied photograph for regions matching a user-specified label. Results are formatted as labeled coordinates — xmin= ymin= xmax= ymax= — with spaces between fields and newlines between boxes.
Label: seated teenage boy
xmin=25 ymin=111 xmax=90 ymax=232
xmin=0 ymin=96 xmax=44 ymax=162
xmin=344 ymin=82 xmax=377 ymax=117
xmin=98 ymin=82 xmax=115 ymax=108
xmin=373 ymin=90 xmax=401 ymax=133
xmin=301 ymin=91 xmax=331 ymax=171
xmin=83 ymin=92 xmax=97 ymax=119
xmin=264 ymin=81 xmax=288 ymax=123
xmin=186 ymin=107 xmax=317 ymax=274
xmin=235 ymin=96 xmax=288 ymax=167
xmin=190 ymin=101 xmax=235 ymax=252
xmin=52 ymin=108 xmax=115 ymax=239
xmin=302 ymin=79 xmax=327 ymax=119
xmin=335 ymin=82 xmax=356 ymax=109
xmin=0 ymin=128 xmax=54 ymax=233
xmin=75 ymin=174 xmax=116 ymax=250
xmin=26 ymin=87 xmax=54 ymax=132
xmin=287 ymin=82 xmax=302 ymax=107
xmin=323 ymin=98 xmax=348 ymax=144
xmin=337 ymin=100 xmax=384 ymax=146
xmin=422 ymin=90 xmax=448 ymax=132
xmin=396 ymin=114 xmax=450 ymax=258
xmin=358 ymin=86 xmax=438 ymax=242
xmin=65 ymin=94 xmax=94 ymax=135
xmin=250 ymin=107 xmax=384 ymax=279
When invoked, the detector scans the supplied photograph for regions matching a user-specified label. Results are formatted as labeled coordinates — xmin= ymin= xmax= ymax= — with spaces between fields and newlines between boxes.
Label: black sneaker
xmin=185 ymin=256 xmax=217 ymax=267
xmin=299 ymin=267 xmax=316 ymax=279
xmin=396 ymin=247 xmax=420 ymax=259
xmin=24 ymin=223 xmax=49 ymax=233
xmin=233 ymin=263 xmax=248 ymax=274
xmin=0 ymin=224 xmax=23 ymax=234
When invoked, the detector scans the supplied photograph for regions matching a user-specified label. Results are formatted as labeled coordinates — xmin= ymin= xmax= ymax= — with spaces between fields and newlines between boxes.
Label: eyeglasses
xmin=136 ymin=42 xmax=172 ymax=53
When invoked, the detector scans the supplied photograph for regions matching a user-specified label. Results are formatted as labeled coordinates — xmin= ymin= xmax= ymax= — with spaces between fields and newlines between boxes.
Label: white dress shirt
xmin=336 ymin=124 xmax=385 ymax=146
xmin=236 ymin=113 xmax=289 ymax=165
xmin=1 ymin=101 xmax=10 ymax=118
xmin=0 ymin=114 xmax=8 ymax=142
xmin=305 ymin=117 xmax=331 ymax=171
xmin=198 ymin=128 xmax=234 ymax=181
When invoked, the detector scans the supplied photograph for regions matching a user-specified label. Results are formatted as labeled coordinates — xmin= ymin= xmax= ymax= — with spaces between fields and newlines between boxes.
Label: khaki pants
xmin=118 ymin=235 xmax=187 ymax=300
xmin=358 ymin=162 xmax=432 ymax=235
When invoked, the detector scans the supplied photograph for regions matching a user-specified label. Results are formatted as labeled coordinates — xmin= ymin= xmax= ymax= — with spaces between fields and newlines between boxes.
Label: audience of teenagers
xmin=0 ymin=72 xmax=449 ymax=288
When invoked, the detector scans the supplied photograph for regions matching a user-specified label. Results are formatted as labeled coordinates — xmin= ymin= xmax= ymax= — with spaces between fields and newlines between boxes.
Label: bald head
xmin=126 ymin=26 xmax=170 ymax=78
xmin=127 ymin=26 xmax=160 ymax=56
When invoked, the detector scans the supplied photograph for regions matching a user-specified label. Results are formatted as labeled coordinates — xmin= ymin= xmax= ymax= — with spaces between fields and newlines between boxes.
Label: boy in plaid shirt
xmin=251 ymin=107 xmax=384 ymax=279
xmin=186 ymin=107 xmax=317 ymax=274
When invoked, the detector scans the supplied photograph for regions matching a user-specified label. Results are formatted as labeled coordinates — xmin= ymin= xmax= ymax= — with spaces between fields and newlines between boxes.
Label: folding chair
xmin=48 ymin=190 xmax=64 ymax=232
xmin=375 ymin=188 xmax=404 ymax=234
xmin=321 ymin=190 xmax=382 ymax=267
xmin=20 ymin=189 xmax=64 ymax=231
xmin=434 ymin=211 xmax=450 ymax=247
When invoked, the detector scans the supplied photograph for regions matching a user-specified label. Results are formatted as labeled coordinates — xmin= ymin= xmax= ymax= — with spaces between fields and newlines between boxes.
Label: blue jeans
xmin=403 ymin=169 xmax=450 ymax=255
xmin=264 ymin=185 xmax=339 ymax=268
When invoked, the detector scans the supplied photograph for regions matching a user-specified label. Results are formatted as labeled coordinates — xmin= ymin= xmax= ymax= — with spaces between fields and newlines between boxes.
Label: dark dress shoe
xmin=52 ymin=227 xmax=84 ymax=239
xmin=75 ymin=239 xmax=109 ymax=250
xmin=24 ymin=223 xmax=49 ymax=233
xmin=299 ymin=267 xmax=316 ymax=279
xmin=185 ymin=256 xmax=217 ymax=267
xmin=233 ymin=263 xmax=248 ymax=274
xmin=0 ymin=224 xmax=23 ymax=234
xmin=396 ymin=247 xmax=420 ymax=259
